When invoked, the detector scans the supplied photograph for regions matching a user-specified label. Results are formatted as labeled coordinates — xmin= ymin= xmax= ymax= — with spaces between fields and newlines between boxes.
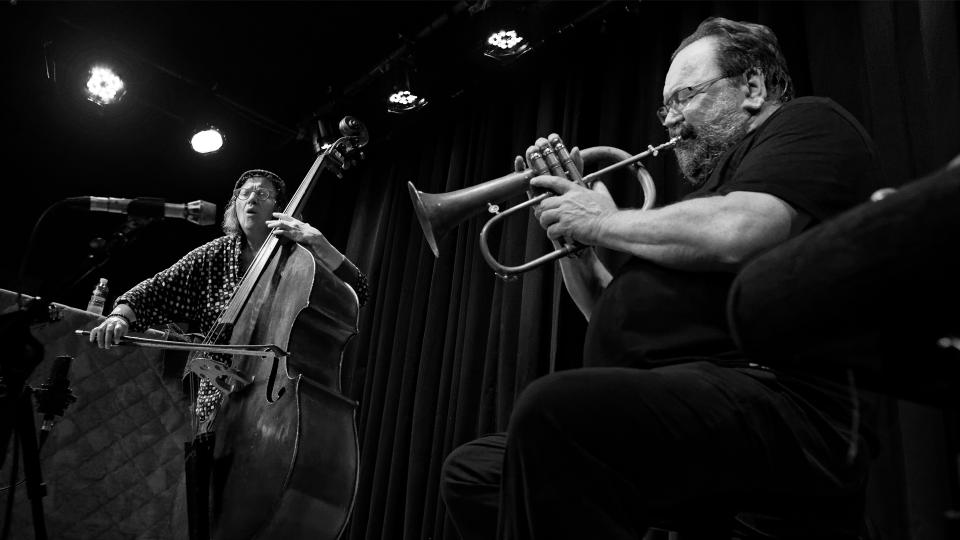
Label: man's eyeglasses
xmin=236 ymin=187 xmax=276 ymax=202
xmin=656 ymin=74 xmax=730 ymax=124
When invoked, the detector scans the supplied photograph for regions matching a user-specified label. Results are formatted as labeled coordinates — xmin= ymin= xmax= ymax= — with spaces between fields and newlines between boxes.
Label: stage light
xmin=385 ymin=59 xmax=429 ymax=114
xmin=483 ymin=29 xmax=531 ymax=62
xmin=85 ymin=65 xmax=126 ymax=106
xmin=488 ymin=30 xmax=523 ymax=50
xmin=387 ymin=89 xmax=429 ymax=113
xmin=190 ymin=127 xmax=224 ymax=154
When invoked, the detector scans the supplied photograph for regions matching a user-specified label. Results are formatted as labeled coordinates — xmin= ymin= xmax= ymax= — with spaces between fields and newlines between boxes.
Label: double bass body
xmin=209 ymin=241 xmax=360 ymax=539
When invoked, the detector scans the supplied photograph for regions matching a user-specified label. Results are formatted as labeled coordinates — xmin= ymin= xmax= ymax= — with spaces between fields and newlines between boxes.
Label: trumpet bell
xmin=407 ymin=168 xmax=534 ymax=258
xmin=407 ymin=182 xmax=442 ymax=257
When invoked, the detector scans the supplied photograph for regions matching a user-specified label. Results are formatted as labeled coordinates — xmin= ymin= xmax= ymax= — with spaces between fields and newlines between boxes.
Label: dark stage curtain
xmin=336 ymin=2 xmax=960 ymax=539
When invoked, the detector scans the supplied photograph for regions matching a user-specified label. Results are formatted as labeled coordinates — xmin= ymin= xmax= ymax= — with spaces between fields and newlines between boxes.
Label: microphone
xmin=67 ymin=197 xmax=217 ymax=226
xmin=34 ymin=355 xmax=77 ymax=447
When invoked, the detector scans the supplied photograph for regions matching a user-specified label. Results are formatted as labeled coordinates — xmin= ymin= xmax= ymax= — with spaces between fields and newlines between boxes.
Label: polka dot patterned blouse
xmin=116 ymin=234 xmax=369 ymax=333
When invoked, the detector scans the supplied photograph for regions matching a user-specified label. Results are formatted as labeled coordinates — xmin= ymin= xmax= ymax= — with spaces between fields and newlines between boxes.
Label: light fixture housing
xmin=483 ymin=29 xmax=531 ymax=62
xmin=385 ymin=59 xmax=430 ymax=114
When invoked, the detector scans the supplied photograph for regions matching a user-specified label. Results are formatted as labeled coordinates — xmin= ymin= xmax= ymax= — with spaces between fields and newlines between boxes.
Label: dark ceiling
xmin=7 ymin=1 xmax=606 ymax=165
xmin=4 ymin=0 xmax=617 ymax=302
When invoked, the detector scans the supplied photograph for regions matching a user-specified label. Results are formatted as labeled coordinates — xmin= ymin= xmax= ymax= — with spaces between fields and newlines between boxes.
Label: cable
xmin=16 ymin=199 xmax=69 ymax=302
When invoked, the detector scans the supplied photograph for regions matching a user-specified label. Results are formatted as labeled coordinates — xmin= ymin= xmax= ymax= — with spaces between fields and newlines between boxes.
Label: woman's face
xmin=234 ymin=176 xmax=278 ymax=237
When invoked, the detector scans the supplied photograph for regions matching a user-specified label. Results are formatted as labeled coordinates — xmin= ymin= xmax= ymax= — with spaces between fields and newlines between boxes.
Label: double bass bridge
xmin=185 ymin=354 xmax=253 ymax=395
xmin=180 ymin=339 xmax=290 ymax=394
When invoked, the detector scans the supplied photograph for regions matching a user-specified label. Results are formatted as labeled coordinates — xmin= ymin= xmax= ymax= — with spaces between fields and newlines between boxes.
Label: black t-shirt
xmin=583 ymin=97 xmax=881 ymax=368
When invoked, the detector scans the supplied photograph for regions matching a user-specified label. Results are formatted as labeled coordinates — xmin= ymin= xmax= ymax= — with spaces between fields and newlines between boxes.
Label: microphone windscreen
xmin=189 ymin=200 xmax=218 ymax=226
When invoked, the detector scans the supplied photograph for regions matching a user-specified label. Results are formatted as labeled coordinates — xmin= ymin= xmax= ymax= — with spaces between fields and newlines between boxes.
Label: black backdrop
xmin=5 ymin=2 xmax=960 ymax=540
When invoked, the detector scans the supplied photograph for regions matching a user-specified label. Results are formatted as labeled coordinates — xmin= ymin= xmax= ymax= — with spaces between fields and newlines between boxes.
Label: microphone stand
xmin=1 ymin=212 xmax=156 ymax=540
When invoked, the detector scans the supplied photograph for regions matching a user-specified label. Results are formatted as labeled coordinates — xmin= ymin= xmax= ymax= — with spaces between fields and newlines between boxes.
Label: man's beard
xmin=673 ymin=107 xmax=750 ymax=187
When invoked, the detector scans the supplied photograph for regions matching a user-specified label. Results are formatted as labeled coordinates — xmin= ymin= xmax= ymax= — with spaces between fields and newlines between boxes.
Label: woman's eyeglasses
xmin=236 ymin=187 xmax=276 ymax=202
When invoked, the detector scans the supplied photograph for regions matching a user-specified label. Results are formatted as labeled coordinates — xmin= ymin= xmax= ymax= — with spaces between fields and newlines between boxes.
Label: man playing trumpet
xmin=442 ymin=16 xmax=881 ymax=539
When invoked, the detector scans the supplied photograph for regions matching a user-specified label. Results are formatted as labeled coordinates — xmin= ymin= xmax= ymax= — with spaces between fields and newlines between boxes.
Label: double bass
xmin=191 ymin=117 xmax=368 ymax=539
xmin=84 ymin=117 xmax=369 ymax=539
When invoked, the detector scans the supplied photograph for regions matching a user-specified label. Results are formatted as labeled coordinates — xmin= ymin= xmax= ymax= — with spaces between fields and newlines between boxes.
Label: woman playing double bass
xmin=84 ymin=114 xmax=372 ymax=539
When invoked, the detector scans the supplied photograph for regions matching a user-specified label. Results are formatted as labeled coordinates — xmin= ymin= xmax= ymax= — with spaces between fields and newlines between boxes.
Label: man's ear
xmin=741 ymin=67 xmax=768 ymax=113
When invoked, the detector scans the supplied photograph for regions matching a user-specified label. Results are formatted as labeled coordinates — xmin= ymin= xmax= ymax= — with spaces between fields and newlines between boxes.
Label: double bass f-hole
xmin=265 ymin=357 xmax=285 ymax=403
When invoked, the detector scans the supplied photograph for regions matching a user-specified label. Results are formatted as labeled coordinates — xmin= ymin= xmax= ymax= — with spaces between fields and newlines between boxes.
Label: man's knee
xmin=440 ymin=436 xmax=505 ymax=540
xmin=440 ymin=435 xmax=506 ymax=505
xmin=440 ymin=443 xmax=478 ymax=504
xmin=505 ymin=368 xmax=694 ymax=463
xmin=507 ymin=371 xmax=590 ymax=448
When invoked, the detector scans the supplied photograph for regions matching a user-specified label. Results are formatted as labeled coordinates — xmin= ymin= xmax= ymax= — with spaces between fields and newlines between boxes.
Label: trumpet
xmin=407 ymin=134 xmax=682 ymax=278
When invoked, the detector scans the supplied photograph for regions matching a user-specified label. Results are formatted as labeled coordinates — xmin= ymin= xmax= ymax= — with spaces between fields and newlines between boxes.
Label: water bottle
xmin=86 ymin=278 xmax=109 ymax=315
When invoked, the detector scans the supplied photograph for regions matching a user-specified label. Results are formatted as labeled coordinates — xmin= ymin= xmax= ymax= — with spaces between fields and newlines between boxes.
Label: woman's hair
xmin=221 ymin=169 xmax=288 ymax=236
xmin=673 ymin=17 xmax=794 ymax=103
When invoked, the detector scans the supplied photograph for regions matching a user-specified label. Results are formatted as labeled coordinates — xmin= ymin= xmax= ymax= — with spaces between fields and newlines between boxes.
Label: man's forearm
xmin=592 ymin=193 xmax=796 ymax=272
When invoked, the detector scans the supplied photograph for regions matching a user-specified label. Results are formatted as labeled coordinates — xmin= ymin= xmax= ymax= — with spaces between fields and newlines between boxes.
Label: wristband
xmin=108 ymin=312 xmax=131 ymax=326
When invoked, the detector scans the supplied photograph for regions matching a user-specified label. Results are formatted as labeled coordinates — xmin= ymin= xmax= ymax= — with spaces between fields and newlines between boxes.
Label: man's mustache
xmin=669 ymin=124 xmax=697 ymax=142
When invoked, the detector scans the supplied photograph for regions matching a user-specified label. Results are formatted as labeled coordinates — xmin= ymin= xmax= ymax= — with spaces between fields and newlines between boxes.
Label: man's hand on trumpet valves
xmin=515 ymin=134 xmax=583 ymax=217
xmin=514 ymin=133 xmax=616 ymax=246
